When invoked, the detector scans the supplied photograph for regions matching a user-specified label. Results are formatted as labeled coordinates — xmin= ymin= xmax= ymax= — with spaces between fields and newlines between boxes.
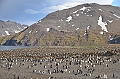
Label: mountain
xmin=0 ymin=3 xmax=120 ymax=46
xmin=0 ymin=20 xmax=28 ymax=36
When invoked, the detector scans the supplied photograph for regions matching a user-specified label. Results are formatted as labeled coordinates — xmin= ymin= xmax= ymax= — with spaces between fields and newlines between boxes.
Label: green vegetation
xmin=0 ymin=30 xmax=120 ymax=46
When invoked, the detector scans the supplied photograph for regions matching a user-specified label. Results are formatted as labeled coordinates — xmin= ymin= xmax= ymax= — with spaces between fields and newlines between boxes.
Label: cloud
xmin=40 ymin=0 xmax=114 ymax=13
xmin=21 ymin=20 xmax=36 ymax=25
xmin=24 ymin=9 xmax=39 ymax=14
xmin=40 ymin=2 xmax=81 ymax=13
xmin=47 ymin=0 xmax=114 ymax=5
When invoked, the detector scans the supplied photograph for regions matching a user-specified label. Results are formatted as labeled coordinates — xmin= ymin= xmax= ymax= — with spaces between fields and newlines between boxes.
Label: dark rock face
xmin=109 ymin=37 xmax=120 ymax=44
xmin=100 ymin=51 xmax=114 ymax=56
xmin=0 ymin=20 xmax=28 ymax=36
xmin=0 ymin=3 xmax=120 ymax=46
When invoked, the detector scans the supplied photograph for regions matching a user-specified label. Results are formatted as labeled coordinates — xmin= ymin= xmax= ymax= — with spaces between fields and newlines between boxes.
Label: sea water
xmin=0 ymin=46 xmax=31 ymax=51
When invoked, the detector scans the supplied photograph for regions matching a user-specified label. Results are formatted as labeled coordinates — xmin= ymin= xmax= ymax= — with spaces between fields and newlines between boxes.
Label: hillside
xmin=0 ymin=3 xmax=120 ymax=46
xmin=0 ymin=20 xmax=28 ymax=36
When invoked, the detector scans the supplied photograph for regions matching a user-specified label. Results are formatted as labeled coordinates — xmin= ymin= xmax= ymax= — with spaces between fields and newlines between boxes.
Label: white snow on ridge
xmin=99 ymin=9 xmax=102 ymax=11
xmin=17 ymin=25 xmax=27 ymax=31
xmin=23 ymin=26 xmax=27 ymax=29
xmin=39 ymin=20 xmax=42 ymax=22
xmin=72 ymin=24 xmax=75 ymax=26
xmin=97 ymin=15 xmax=108 ymax=32
xmin=72 ymin=6 xmax=91 ymax=14
xmin=66 ymin=16 xmax=72 ymax=22
xmin=80 ymin=7 xmax=91 ymax=11
xmin=76 ymin=14 xmax=79 ymax=16
xmin=58 ymin=26 xmax=61 ymax=27
xmin=76 ymin=28 xmax=79 ymax=30
xmin=73 ymin=10 xmax=79 ymax=14
xmin=14 ymin=30 xmax=20 ymax=33
xmin=17 ymin=26 xmax=21 ymax=30
xmin=107 ymin=20 xmax=113 ymax=23
xmin=113 ymin=14 xmax=120 ymax=19
xmin=80 ymin=7 xmax=87 ymax=11
xmin=87 ymin=9 xmax=91 ymax=12
xmin=36 ymin=31 xmax=38 ymax=33
xmin=58 ymin=19 xmax=63 ymax=21
xmin=5 ymin=31 xmax=10 ymax=35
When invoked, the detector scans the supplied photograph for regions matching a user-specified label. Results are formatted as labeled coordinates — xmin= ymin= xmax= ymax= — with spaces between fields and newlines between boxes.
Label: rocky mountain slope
xmin=0 ymin=3 xmax=120 ymax=46
xmin=0 ymin=20 xmax=28 ymax=36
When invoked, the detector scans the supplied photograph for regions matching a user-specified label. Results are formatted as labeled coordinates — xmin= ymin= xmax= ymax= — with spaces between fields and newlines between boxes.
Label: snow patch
xmin=110 ymin=38 xmax=113 ymax=40
xmin=24 ymin=26 xmax=27 ymax=29
xmin=76 ymin=14 xmax=79 ymax=16
xmin=39 ymin=20 xmax=42 ymax=22
xmin=46 ymin=28 xmax=50 ymax=32
xmin=72 ymin=24 xmax=75 ymax=26
xmin=107 ymin=20 xmax=113 ymax=23
xmin=58 ymin=26 xmax=61 ymax=27
xmin=72 ymin=6 xmax=91 ymax=14
xmin=113 ymin=14 xmax=120 ymax=19
xmin=14 ymin=30 xmax=20 ymax=33
xmin=73 ymin=10 xmax=79 ymax=14
xmin=76 ymin=28 xmax=79 ymax=30
xmin=99 ymin=9 xmax=102 ymax=11
xmin=17 ymin=26 xmax=21 ymax=30
xmin=80 ymin=7 xmax=91 ymax=11
xmin=87 ymin=9 xmax=91 ymax=12
xmin=97 ymin=15 xmax=108 ymax=32
xmin=100 ymin=31 xmax=104 ymax=34
xmin=29 ymin=30 xmax=32 ymax=33
xmin=66 ymin=16 xmax=72 ymax=22
xmin=36 ymin=31 xmax=38 ymax=33
xmin=5 ymin=31 xmax=10 ymax=35
xmin=58 ymin=19 xmax=63 ymax=21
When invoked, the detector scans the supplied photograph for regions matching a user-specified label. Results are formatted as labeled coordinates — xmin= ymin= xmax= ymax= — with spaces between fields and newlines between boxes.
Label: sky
xmin=0 ymin=0 xmax=119 ymax=25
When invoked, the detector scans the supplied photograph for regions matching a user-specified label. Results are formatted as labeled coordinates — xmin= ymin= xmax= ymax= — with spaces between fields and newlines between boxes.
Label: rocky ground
xmin=0 ymin=45 xmax=120 ymax=79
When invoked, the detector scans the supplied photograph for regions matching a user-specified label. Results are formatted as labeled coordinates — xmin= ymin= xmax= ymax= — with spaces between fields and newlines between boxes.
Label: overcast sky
xmin=0 ymin=0 xmax=119 ymax=25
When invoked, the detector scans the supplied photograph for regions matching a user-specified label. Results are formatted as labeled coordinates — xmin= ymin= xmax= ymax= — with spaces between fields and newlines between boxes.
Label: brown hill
xmin=0 ymin=3 xmax=120 ymax=46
